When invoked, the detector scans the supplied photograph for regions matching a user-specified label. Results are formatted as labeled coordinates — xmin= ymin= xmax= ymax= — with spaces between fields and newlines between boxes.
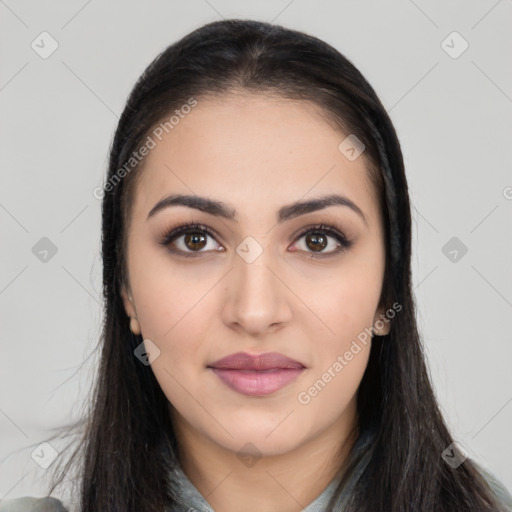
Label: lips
xmin=207 ymin=352 xmax=306 ymax=396
xmin=208 ymin=351 xmax=305 ymax=370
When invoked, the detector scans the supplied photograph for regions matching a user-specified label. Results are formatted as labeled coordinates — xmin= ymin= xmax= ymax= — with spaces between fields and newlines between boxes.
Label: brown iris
xmin=305 ymin=232 xmax=328 ymax=252
xmin=184 ymin=232 xmax=207 ymax=251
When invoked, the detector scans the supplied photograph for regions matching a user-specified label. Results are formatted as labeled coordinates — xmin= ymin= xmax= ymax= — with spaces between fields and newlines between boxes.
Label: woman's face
xmin=121 ymin=93 xmax=389 ymax=458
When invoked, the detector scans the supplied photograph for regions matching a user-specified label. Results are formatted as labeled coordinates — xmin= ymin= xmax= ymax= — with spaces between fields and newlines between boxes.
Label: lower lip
xmin=210 ymin=368 xmax=304 ymax=396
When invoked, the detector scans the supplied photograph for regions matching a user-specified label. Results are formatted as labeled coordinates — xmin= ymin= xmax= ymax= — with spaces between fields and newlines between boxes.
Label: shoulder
xmin=475 ymin=463 xmax=512 ymax=511
xmin=0 ymin=497 xmax=68 ymax=512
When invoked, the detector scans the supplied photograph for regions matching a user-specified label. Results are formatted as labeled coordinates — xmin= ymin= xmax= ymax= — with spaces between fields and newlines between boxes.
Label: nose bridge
xmin=222 ymin=236 xmax=291 ymax=334
xmin=238 ymin=247 xmax=275 ymax=296
xmin=235 ymin=238 xmax=279 ymax=306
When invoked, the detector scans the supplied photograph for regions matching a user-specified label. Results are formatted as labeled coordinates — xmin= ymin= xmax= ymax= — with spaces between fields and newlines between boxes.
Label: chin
xmin=212 ymin=422 xmax=309 ymax=458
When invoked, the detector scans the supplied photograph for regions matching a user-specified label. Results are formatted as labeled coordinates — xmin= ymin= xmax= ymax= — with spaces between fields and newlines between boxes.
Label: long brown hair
xmin=47 ymin=19 xmax=507 ymax=511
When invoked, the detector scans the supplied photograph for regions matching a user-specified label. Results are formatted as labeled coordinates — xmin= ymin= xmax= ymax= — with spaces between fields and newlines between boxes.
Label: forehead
xmin=132 ymin=93 xmax=380 ymax=226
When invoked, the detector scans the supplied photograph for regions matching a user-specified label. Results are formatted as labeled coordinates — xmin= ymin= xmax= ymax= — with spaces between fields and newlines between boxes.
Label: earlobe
xmin=372 ymin=306 xmax=391 ymax=336
xmin=129 ymin=316 xmax=141 ymax=336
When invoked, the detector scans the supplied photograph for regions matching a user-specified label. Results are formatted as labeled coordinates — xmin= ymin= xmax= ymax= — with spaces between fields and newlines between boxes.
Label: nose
xmin=221 ymin=244 xmax=293 ymax=337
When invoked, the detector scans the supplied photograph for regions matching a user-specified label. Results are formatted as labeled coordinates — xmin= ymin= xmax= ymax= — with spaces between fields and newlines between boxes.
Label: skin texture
xmin=121 ymin=93 xmax=390 ymax=512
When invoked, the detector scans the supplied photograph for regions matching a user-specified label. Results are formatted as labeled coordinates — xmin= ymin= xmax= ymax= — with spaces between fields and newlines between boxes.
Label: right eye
xmin=159 ymin=222 xmax=224 ymax=258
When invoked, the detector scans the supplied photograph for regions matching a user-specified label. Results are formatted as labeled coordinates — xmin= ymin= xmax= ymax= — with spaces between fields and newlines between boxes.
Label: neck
xmin=170 ymin=400 xmax=359 ymax=512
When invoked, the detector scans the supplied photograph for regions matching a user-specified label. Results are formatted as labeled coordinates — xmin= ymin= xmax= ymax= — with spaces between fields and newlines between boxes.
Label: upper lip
xmin=208 ymin=351 xmax=305 ymax=370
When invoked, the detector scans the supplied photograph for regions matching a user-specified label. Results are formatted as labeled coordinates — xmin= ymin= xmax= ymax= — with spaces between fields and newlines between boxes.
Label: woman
xmin=2 ymin=18 xmax=511 ymax=512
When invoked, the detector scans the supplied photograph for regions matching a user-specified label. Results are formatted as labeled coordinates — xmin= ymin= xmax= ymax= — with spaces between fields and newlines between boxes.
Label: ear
xmin=372 ymin=304 xmax=391 ymax=336
xmin=120 ymin=284 xmax=136 ymax=317
xmin=120 ymin=284 xmax=141 ymax=335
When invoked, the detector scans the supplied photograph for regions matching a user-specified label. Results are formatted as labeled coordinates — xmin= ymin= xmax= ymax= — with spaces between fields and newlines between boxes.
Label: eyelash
xmin=159 ymin=221 xmax=353 ymax=259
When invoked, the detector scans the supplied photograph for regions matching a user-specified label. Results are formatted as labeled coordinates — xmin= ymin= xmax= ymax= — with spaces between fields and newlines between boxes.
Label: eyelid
xmin=290 ymin=223 xmax=353 ymax=256
xmin=159 ymin=222 xmax=221 ymax=256
xmin=159 ymin=221 xmax=353 ymax=258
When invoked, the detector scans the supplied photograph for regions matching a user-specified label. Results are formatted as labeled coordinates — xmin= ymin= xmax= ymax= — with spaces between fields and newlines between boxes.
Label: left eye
xmin=293 ymin=231 xmax=343 ymax=255
xmin=160 ymin=222 xmax=352 ymax=258
xmin=291 ymin=224 xmax=353 ymax=257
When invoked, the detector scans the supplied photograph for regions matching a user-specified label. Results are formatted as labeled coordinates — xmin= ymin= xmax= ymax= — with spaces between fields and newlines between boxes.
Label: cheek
xmin=127 ymin=237 xmax=222 ymax=343
xmin=132 ymin=287 xmax=214 ymax=413
xmin=302 ymin=257 xmax=384 ymax=344
xmin=295 ymin=269 xmax=378 ymax=415
xmin=298 ymin=285 xmax=375 ymax=406
xmin=294 ymin=257 xmax=383 ymax=408
xmin=132 ymin=288 xmax=217 ymax=389
xmin=294 ymin=342 xmax=370 ymax=440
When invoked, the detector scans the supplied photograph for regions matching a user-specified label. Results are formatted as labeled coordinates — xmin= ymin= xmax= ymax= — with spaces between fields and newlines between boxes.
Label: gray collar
xmin=166 ymin=428 xmax=374 ymax=511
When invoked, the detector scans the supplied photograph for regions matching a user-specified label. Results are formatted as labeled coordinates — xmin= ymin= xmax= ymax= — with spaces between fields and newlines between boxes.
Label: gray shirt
xmin=2 ymin=430 xmax=511 ymax=511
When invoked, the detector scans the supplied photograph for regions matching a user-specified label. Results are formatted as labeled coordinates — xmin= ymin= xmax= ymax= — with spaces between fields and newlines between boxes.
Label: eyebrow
xmin=147 ymin=193 xmax=367 ymax=225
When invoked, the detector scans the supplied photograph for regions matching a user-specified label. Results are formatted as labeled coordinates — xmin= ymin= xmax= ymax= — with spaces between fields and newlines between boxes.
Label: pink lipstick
xmin=208 ymin=351 xmax=305 ymax=396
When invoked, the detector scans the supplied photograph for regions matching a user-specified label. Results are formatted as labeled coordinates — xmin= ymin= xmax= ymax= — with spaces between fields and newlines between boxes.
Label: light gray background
xmin=1 ymin=0 xmax=511 ymax=504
